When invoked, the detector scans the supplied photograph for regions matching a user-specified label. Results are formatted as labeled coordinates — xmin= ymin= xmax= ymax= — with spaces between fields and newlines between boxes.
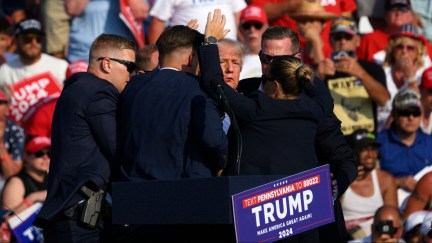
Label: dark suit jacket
xmin=199 ymin=45 xmax=357 ymax=242
xmin=34 ymin=72 xmax=119 ymax=226
xmin=199 ymin=44 xmax=334 ymax=176
xmin=119 ymin=69 xmax=228 ymax=180
xmin=236 ymin=78 xmax=357 ymax=196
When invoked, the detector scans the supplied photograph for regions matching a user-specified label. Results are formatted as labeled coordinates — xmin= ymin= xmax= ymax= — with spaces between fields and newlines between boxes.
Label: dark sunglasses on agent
xmin=33 ymin=149 xmax=50 ymax=158
xmin=258 ymin=51 xmax=300 ymax=64
xmin=97 ymin=57 xmax=137 ymax=73
xmin=242 ymin=22 xmax=263 ymax=30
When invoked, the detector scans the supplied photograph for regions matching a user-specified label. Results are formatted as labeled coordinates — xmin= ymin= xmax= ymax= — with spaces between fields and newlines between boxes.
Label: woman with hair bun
xmin=263 ymin=56 xmax=315 ymax=100
xmin=217 ymin=55 xmax=334 ymax=178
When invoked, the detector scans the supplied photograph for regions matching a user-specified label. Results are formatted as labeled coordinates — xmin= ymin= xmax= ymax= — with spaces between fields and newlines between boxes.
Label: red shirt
xmin=356 ymin=29 xmax=389 ymax=62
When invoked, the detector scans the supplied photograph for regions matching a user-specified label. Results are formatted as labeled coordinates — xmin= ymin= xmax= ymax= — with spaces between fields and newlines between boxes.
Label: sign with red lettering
xmin=8 ymin=72 xmax=62 ymax=124
xmin=232 ymin=164 xmax=334 ymax=242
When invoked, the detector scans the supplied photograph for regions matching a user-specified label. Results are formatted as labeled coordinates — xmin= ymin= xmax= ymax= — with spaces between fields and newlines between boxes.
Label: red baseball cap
xmin=26 ymin=136 xmax=51 ymax=153
xmin=421 ymin=67 xmax=432 ymax=90
xmin=66 ymin=60 xmax=88 ymax=79
xmin=240 ymin=6 xmax=268 ymax=25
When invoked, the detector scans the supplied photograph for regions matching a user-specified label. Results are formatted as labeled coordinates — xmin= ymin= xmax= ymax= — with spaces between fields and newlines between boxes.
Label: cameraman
xmin=350 ymin=205 xmax=404 ymax=242
xmin=317 ymin=17 xmax=390 ymax=136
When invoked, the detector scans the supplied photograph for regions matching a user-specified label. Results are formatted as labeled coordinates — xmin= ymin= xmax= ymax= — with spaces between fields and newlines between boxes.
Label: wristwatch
xmin=204 ymin=36 xmax=217 ymax=45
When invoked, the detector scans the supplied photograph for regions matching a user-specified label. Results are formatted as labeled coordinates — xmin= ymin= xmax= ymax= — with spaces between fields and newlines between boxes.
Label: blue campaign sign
xmin=8 ymin=202 xmax=44 ymax=243
xmin=232 ymin=164 xmax=334 ymax=243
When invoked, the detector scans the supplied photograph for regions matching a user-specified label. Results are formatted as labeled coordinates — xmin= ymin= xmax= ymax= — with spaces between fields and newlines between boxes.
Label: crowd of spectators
xmin=0 ymin=0 xmax=430 ymax=242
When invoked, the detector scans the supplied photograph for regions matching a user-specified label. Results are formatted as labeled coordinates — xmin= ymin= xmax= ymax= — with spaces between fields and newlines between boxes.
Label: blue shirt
xmin=378 ymin=127 xmax=432 ymax=178
xmin=67 ymin=0 xmax=135 ymax=62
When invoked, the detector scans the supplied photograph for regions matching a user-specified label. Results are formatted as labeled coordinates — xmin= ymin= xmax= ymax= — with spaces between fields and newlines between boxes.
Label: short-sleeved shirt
xmin=378 ymin=127 xmax=432 ymax=178
xmin=324 ymin=59 xmax=387 ymax=135
xmin=149 ymin=0 xmax=246 ymax=40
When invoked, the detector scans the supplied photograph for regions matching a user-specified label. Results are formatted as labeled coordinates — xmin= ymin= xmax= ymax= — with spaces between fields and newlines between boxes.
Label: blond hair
xmin=384 ymin=36 xmax=426 ymax=67
xmin=267 ymin=56 xmax=314 ymax=97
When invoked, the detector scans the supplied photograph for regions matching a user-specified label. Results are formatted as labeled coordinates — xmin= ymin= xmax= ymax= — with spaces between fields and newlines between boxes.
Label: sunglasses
xmin=397 ymin=109 xmax=421 ymax=117
xmin=97 ymin=57 xmax=137 ymax=73
xmin=22 ymin=36 xmax=43 ymax=44
xmin=332 ymin=33 xmax=354 ymax=41
xmin=388 ymin=6 xmax=410 ymax=13
xmin=394 ymin=44 xmax=416 ymax=52
xmin=241 ymin=22 xmax=263 ymax=30
xmin=258 ymin=51 xmax=299 ymax=64
xmin=33 ymin=149 xmax=50 ymax=158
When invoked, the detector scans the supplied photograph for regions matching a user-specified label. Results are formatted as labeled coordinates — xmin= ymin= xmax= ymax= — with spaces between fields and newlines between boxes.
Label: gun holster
xmin=79 ymin=185 xmax=106 ymax=228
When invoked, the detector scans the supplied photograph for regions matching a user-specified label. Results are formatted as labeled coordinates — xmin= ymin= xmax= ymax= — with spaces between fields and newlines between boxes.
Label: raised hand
xmin=204 ymin=9 xmax=230 ymax=40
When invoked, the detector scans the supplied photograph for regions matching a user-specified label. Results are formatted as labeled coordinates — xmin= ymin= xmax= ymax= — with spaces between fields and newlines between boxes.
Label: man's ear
xmin=100 ymin=58 xmax=111 ymax=73
xmin=187 ymin=52 xmax=194 ymax=67
xmin=273 ymin=80 xmax=280 ymax=93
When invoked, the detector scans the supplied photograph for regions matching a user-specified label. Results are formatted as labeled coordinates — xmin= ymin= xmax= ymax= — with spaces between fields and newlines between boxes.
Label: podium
xmin=112 ymin=175 xmax=285 ymax=241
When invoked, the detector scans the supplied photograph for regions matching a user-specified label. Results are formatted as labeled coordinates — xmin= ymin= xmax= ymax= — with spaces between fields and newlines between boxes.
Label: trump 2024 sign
xmin=232 ymin=164 xmax=335 ymax=242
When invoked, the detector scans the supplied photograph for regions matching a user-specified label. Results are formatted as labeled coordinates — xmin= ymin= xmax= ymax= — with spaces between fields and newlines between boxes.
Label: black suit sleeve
xmin=304 ymin=78 xmax=334 ymax=118
xmin=197 ymin=44 xmax=224 ymax=98
xmin=86 ymin=85 xmax=119 ymax=163
xmin=191 ymin=94 xmax=228 ymax=170
xmin=315 ymin=112 xmax=358 ymax=196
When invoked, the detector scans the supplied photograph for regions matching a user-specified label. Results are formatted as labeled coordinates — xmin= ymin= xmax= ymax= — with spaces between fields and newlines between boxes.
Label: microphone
xmin=210 ymin=78 xmax=242 ymax=175
xmin=210 ymin=78 xmax=229 ymax=107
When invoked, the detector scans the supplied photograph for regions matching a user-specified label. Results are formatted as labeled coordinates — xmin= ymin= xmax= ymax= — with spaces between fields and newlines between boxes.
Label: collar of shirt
xmin=389 ymin=126 xmax=425 ymax=147
xmin=159 ymin=67 xmax=179 ymax=71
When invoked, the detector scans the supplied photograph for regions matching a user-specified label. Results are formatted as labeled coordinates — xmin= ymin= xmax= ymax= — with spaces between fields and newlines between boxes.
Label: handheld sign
xmin=232 ymin=164 xmax=334 ymax=243
xmin=119 ymin=0 xmax=145 ymax=49
xmin=9 ymin=72 xmax=62 ymax=124
xmin=8 ymin=202 xmax=44 ymax=243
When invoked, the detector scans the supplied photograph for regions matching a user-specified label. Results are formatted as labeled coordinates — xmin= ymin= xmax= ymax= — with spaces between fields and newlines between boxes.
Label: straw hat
xmin=290 ymin=1 xmax=336 ymax=21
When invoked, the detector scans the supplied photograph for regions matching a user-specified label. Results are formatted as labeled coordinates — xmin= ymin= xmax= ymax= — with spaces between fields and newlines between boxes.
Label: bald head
xmin=374 ymin=206 xmax=401 ymax=225
xmin=372 ymin=205 xmax=403 ymax=241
